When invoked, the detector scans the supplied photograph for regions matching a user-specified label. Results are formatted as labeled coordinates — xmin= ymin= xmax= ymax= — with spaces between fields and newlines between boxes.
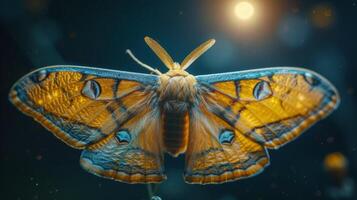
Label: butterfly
xmin=9 ymin=36 xmax=340 ymax=184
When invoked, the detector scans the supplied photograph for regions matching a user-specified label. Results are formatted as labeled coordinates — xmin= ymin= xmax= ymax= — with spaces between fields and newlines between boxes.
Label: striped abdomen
xmin=162 ymin=111 xmax=189 ymax=157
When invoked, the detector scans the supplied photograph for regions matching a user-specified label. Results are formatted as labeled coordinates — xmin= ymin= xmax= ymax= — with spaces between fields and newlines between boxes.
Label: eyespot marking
xmin=253 ymin=80 xmax=272 ymax=100
xmin=219 ymin=129 xmax=235 ymax=144
xmin=82 ymin=80 xmax=101 ymax=99
xmin=31 ymin=69 xmax=48 ymax=83
xmin=116 ymin=130 xmax=131 ymax=144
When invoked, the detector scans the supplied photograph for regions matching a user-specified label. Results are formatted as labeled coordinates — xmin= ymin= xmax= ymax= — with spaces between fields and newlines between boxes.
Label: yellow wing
xmin=9 ymin=66 xmax=166 ymax=183
xmin=185 ymin=67 xmax=340 ymax=184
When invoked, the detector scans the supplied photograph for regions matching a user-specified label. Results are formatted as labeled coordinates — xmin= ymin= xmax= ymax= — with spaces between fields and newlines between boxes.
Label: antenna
xmin=144 ymin=36 xmax=175 ymax=70
xmin=181 ymin=39 xmax=215 ymax=70
xmin=126 ymin=49 xmax=162 ymax=75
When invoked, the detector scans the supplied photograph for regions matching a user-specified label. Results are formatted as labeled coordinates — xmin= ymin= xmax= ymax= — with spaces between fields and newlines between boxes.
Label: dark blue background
xmin=1 ymin=0 xmax=356 ymax=199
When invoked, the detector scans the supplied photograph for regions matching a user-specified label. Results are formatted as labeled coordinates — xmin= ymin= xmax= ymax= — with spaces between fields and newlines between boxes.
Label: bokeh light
xmin=234 ymin=1 xmax=255 ymax=20
xmin=310 ymin=3 xmax=335 ymax=28
xmin=324 ymin=152 xmax=348 ymax=172
xmin=25 ymin=0 xmax=49 ymax=15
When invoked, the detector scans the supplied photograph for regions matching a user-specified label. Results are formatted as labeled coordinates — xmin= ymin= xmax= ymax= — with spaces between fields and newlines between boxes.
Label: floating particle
xmin=35 ymin=154 xmax=43 ymax=161
xmin=326 ymin=137 xmax=335 ymax=144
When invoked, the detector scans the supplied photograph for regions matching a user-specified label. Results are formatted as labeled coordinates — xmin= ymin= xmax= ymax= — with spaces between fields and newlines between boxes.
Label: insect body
xmin=9 ymin=37 xmax=340 ymax=184
xmin=158 ymin=67 xmax=197 ymax=156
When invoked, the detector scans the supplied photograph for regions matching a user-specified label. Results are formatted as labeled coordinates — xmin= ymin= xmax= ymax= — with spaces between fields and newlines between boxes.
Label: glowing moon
xmin=234 ymin=2 xmax=255 ymax=20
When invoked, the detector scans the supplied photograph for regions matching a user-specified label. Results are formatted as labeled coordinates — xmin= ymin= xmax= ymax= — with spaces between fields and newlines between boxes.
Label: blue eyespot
xmin=253 ymin=80 xmax=272 ymax=100
xmin=116 ymin=130 xmax=131 ymax=144
xmin=219 ymin=130 xmax=235 ymax=144
xmin=31 ymin=69 xmax=48 ymax=83
xmin=82 ymin=80 xmax=101 ymax=99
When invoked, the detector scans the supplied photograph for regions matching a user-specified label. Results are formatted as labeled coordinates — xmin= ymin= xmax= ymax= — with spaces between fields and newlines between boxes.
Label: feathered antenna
xmin=130 ymin=36 xmax=215 ymax=74
xmin=144 ymin=36 xmax=175 ymax=70
xmin=181 ymin=39 xmax=215 ymax=70
xmin=144 ymin=36 xmax=216 ymax=71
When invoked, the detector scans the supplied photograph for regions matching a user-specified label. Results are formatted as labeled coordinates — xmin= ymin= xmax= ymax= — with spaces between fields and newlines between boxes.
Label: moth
xmin=9 ymin=37 xmax=340 ymax=184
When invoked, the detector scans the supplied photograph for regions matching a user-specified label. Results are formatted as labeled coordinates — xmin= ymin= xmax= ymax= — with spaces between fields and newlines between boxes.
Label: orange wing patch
xmin=212 ymin=81 xmax=238 ymax=99
xmin=116 ymin=80 xmax=142 ymax=97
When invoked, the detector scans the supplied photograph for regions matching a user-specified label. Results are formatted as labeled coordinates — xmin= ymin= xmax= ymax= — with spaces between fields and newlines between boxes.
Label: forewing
xmin=196 ymin=67 xmax=340 ymax=149
xmin=9 ymin=65 xmax=166 ymax=183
